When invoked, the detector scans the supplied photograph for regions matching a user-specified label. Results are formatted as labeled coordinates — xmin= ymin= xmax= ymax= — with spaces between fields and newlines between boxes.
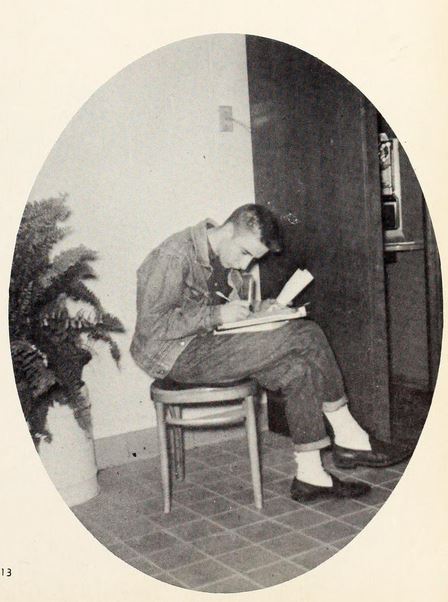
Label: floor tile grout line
xmin=196 ymin=515 xmax=333 ymax=558
xmin=128 ymin=446 xmax=298 ymax=499
xmin=181 ymin=505 xmax=332 ymax=567
xmin=244 ymin=558 xmax=310 ymax=587
xmin=123 ymin=525 xmax=247 ymax=585
xmin=115 ymin=471 xmax=365 ymax=555
xmin=163 ymin=569 xmax=257 ymax=592
xmin=80 ymin=435 xmax=400 ymax=591
xmin=111 ymin=474 xmax=299 ymax=583
xmin=172 ymin=478 xmax=282 ymax=516
xmin=84 ymin=475 xmax=368 ymax=555
xmin=137 ymin=521 xmax=292 ymax=589
xmin=227 ymin=539 xmax=333 ymax=572
xmin=180 ymin=480 xmax=368 ymax=536
xmin=336 ymin=509 xmax=378 ymax=530
xmin=330 ymin=534 xmax=358 ymax=549
xmin=105 ymin=474 xmax=275 ymax=538
xmin=187 ymin=469 xmax=395 ymax=509
xmin=146 ymin=501 xmax=327 ymax=582
xmin=166 ymin=507 xmax=289 ymax=550
xmin=171 ymin=474 xmax=333 ymax=535
xmin=194 ymin=539 xmax=307 ymax=583
xmin=342 ymin=490 xmax=392 ymax=510
xmin=120 ymin=507 xmax=222 ymax=559
xmin=264 ymin=511 xmax=344 ymax=534
xmin=173 ymin=502 xmax=291 ymax=549
xmin=96 ymin=539 xmax=179 ymax=581
xmin=160 ymin=548 xmax=264 ymax=591
xmin=248 ymin=507 xmax=363 ymax=550
xmin=178 ymin=496 xmax=286 ymax=532
xmin=187 ymin=565 xmax=264 ymax=592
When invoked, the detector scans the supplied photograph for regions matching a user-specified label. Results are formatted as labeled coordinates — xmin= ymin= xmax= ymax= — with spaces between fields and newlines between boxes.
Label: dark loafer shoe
xmin=290 ymin=474 xmax=370 ymax=502
xmin=333 ymin=436 xmax=412 ymax=469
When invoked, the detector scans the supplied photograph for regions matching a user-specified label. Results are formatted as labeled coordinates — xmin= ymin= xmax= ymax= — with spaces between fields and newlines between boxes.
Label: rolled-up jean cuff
xmin=294 ymin=436 xmax=331 ymax=453
xmin=322 ymin=395 xmax=348 ymax=413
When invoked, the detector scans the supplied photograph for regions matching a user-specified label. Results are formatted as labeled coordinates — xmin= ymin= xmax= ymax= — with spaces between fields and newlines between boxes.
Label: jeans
xmin=168 ymin=319 xmax=347 ymax=451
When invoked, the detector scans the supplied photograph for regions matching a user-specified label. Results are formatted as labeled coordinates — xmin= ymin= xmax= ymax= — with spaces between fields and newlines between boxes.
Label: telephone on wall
xmin=379 ymin=133 xmax=424 ymax=253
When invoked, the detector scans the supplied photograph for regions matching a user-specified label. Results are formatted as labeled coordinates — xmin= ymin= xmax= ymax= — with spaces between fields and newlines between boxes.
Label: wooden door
xmin=246 ymin=37 xmax=390 ymax=439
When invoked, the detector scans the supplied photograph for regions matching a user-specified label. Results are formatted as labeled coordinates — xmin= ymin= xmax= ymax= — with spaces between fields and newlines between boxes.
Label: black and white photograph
xmin=2 ymin=3 xmax=447 ymax=600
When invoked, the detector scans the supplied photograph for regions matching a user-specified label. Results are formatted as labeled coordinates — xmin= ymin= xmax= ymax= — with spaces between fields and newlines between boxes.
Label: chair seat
xmin=152 ymin=377 xmax=255 ymax=391
xmin=151 ymin=377 xmax=258 ymax=404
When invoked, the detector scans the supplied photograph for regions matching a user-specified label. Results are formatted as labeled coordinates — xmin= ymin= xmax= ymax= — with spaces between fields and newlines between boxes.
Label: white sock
xmin=324 ymin=405 xmax=371 ymax=450
xmin=294 ymin=449 xmax=333 ymax=487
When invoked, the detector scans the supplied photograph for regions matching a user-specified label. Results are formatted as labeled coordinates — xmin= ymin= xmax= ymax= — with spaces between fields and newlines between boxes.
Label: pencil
xmin=215 ymin=291 xmax=231 ymax=302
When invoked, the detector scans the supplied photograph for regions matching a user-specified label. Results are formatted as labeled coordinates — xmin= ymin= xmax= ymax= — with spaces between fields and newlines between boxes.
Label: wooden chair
xmin=150 ymin=378 xmax=262 ymax=513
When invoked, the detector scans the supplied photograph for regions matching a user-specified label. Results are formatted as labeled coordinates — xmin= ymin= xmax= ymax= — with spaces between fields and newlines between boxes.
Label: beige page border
xmin=1 ymin=1 xmax=447 ymax=600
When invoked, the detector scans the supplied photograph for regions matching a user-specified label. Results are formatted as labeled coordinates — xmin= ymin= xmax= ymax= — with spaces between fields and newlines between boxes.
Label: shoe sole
xmin=334 ymin=456 xmax=410 ymax=469
xmin=291 ymin=487 xmax=370 ymax=503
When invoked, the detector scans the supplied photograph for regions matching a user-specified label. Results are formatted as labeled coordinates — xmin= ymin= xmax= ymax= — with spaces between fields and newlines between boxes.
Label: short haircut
xmin=224 ymin=204 xmax=283 ymax=253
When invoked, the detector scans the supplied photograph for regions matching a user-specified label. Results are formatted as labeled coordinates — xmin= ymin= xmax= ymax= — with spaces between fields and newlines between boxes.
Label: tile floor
xmin=72 ymin=431 xmax=409 ymax=593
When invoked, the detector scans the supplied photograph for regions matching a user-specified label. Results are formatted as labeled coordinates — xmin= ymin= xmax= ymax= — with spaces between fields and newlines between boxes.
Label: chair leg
xmin=171 ymin=406 xmax=185 ymax=480
xmin=167 ymin=407 xmax=177 ymax=478
xmin=244 ymin=395 xmax=263 ymax=509
xmin=155 ymin=402 xmax=171 ymax=513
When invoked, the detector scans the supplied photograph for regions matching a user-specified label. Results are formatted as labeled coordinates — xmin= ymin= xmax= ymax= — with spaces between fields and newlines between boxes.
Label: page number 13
xmin=1 ymin=568 xmax=12 ymax=577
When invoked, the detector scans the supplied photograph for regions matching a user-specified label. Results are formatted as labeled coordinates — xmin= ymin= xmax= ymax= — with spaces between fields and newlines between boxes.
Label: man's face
xmin=218 ymin=230 xmax=269 ymax=270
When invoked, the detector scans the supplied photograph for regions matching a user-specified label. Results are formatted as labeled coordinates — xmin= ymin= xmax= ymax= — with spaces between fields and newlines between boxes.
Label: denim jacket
xmin=130 ymin=219 xmax=242 ymax=378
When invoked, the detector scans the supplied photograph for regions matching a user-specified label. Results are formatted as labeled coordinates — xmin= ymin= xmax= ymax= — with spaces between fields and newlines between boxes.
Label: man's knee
xmin=249 ymin=319 xmax=329 ymax=357
xmin=290 ymin=318 xmax=327 ymax=341
xmin=280 ymin=320 xmax=332 ymax=359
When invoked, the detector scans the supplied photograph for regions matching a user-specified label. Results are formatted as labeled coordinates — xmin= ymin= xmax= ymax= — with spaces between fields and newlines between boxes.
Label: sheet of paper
xmin=276 ymin=268 xmax=314 ymax=306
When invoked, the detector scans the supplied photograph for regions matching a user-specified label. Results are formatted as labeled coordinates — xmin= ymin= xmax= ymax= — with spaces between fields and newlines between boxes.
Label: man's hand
xmin=251 ymin=299 xmax=296 ymax=315
xmin=252 ymin=298 xmax=278 ymax=313
xmin=219 ymin=300 xmax=251 ymax=323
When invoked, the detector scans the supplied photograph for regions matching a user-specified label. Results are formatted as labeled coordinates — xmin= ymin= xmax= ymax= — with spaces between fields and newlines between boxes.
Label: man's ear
xmin=224 ymin=221 xmax=235 ymax=239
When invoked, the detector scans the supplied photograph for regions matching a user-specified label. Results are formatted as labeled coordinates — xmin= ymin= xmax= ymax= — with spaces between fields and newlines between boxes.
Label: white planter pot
xmin=38 ymin=392 xmax=99 ymax=507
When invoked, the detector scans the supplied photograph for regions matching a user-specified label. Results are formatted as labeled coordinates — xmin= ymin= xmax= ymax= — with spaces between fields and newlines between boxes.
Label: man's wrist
xmin=206 ymin=305 xmax=223 ymax=329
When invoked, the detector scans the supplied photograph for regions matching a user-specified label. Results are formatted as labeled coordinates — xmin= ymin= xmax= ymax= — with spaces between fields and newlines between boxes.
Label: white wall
xmin=29 ymin=34 xmax=256 ymax=439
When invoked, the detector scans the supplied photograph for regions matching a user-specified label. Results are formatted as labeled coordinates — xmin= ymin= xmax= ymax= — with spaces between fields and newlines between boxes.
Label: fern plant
xmin=9 ymin=195 xmax=125 ymax=447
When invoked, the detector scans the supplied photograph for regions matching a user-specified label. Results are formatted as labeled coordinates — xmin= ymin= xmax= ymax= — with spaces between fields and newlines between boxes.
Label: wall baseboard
xmin=94 ymin=401 xmax=268 ymax=470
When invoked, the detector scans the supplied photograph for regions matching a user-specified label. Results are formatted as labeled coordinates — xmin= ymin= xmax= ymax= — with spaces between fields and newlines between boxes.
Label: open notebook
xmin=214 ymin=268 xmax=313 ymax=334
xmin=215 ymin=304 xmax=308 ymax=334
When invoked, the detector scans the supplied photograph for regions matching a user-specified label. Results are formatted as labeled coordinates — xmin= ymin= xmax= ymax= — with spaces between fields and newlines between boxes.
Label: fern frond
xmin=12 ymin=197 xmax=71 ymax=276
xmin=35 ymin=261 xmax=99 ymax=310
xmin=64 ymin=280 xmax=104 ymax=314
xmin=87 ymin=330 xmax=122 ymax=365
xmin=10 ymin=339 xmax=57 ymax=418
xmin=40 ymin=245 xmax=98 ymax=289
xmin=97 ymin=312 xmax=125 ymax=333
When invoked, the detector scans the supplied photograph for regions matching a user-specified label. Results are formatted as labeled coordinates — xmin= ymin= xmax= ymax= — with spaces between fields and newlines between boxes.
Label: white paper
xmin=276 ymin=268 xmax=314 ymax=306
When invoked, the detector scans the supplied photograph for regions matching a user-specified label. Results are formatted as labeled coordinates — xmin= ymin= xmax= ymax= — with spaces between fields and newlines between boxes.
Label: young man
xmin=130 ymin=204 xmax=408 ymax=502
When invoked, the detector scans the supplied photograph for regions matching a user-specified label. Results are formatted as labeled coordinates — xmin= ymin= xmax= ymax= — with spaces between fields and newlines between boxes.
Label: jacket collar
xmin=190 ymin=218 xmax=218 ymax=268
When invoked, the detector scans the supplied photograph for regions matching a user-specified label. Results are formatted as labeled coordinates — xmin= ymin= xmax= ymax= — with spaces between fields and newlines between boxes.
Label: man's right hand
xmin=219 ymin=300 xmax=251 ymax=324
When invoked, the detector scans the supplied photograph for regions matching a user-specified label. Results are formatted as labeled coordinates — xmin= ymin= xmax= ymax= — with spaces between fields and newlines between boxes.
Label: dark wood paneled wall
xmin=246 ymin=37 xmax=390 ymax=438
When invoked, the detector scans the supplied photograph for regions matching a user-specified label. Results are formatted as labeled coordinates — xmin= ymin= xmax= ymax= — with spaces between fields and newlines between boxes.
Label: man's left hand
xmin=252 ymin=299 xmax=294 ymax=313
